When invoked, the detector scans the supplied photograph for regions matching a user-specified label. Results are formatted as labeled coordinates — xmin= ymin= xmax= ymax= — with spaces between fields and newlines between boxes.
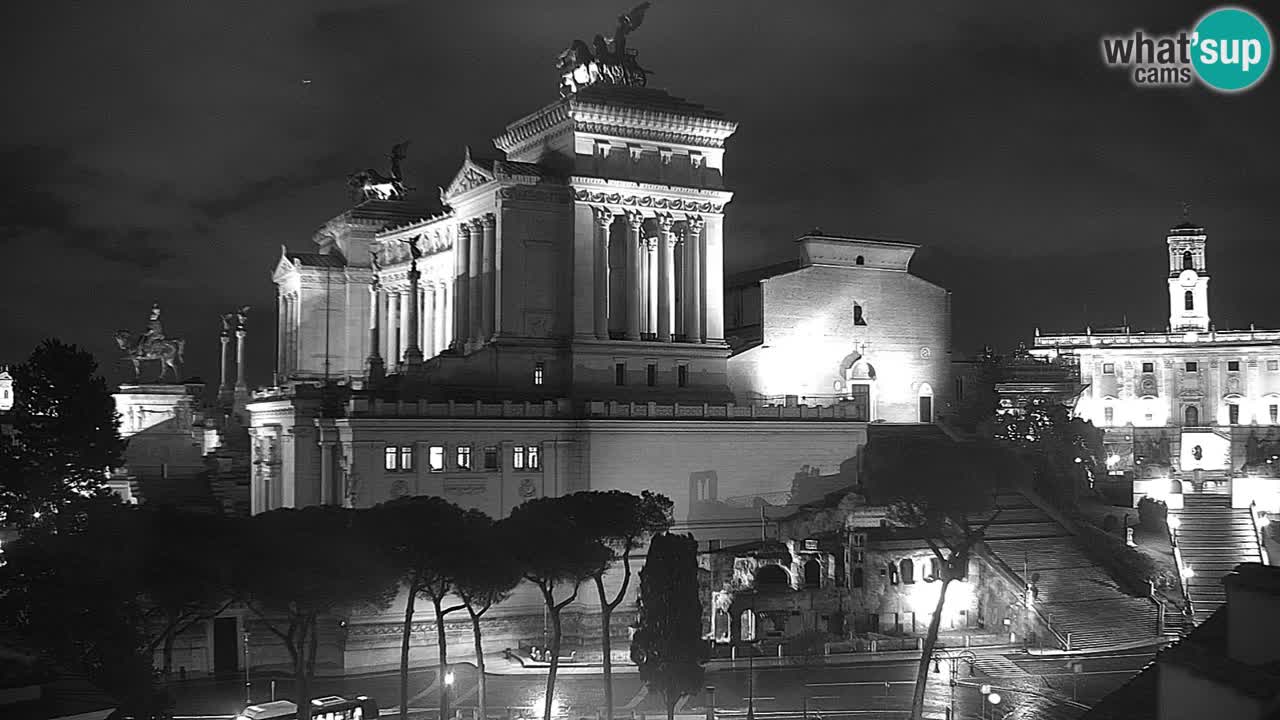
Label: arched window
xmin=855 ymin=255 xmax=865 ymax=266
xmin=917 ymin=383 xmax=934 ymax=424
xmin=852 ymin=567 xmax=864 ymax=588
xmin=1184 ymin=405 xmax=1199 ymax=427
xmin=740 ymin=610 xmax=756 ymax=641
xmin=900 ymin=558 xmax=915 ymax=584
xmin=803 ymin=559 xmax=821 ymax=588
xmin=853 ymin=304 xmax=867 ymax=326
xmin=928 ymin=557 xmax=941 ymax=582
xmin=1183 ymin=251 xmax=1194 ymax=270
xmin=1185 ymin=291 xmax=1194 ymax=311
xmin=756 ymin=564 xmax=790 ymax=590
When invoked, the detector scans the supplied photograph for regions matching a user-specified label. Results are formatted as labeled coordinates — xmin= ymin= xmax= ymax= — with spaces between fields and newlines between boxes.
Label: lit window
xmin=1104 ymin=407 xmax=1114 ymax=425
xmin=534 ymin=362 xmax=545 ymax=386
xmin=513 ymin=446 xmax=525 ymax=470
xmin=385 ymin=447 xmax=397 ymax=471
xmin=1185 ymin=362 xmax=1198 ymax=373
xmin=678 ymin=365 xmax=688 ymax=388
xmin=1229 ymin=404 xmax=1240 ymax=425
xmin=1142 ymin=362 xmax=1154 ymax=373
xmin=1228 ymin=360 xmax=1240 ymax=372
xmin=428 ymin=446 xmax=445 ymax=472
xmin=456 ymin=445 xmax=472 ymax=470
xmin=615 ymin=362 xmax=626 ymax=386
xmin=399 ymin=446 xmax=414 ymax=472
xmin=386 ymin=446 xmax=413 ymax=472
xmin=647 ymin=363 xmax=657 ymax=387
xmin=527 ymin=444 xmax=540 ymax=470
xmin=483 ymin=446 xmax=499 ymax=470
xmin=1103 ymin=363 xmax=1115 ymax=375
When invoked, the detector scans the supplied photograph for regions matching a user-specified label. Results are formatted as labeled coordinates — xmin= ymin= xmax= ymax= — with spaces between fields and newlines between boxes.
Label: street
xmin=167 ymin=647 xmax=1157 ymax=720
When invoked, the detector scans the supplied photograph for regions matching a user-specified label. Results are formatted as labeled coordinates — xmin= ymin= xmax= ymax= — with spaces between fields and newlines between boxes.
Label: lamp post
xmin=932 ymin=649 xmax=976 ymax=720
xmin=443 ymin=666 xmax=455 ymax=720
xmin=243 ymin=629 xmax=251 ymax=705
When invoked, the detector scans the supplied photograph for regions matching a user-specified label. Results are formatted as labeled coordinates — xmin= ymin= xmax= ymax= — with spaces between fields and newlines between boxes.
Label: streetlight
xmin=243 ymin=629 xmax=251 ymax=705
xmin=932 ymin=649 xmax=977 ymax=720
xmin=443 ymin=666 xmax=455 ymax=720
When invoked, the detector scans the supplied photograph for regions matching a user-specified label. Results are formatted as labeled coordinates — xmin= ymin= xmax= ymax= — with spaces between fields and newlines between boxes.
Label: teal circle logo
xmin=1192 ymin=7 xmax=1272 ymax=92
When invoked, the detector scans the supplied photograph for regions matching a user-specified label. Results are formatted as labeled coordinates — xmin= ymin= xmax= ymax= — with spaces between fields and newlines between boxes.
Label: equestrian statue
xmin=348 ymin=141 xmax=412 ymax=201
xmin=115 ymin=303 xmax=186 ymax=382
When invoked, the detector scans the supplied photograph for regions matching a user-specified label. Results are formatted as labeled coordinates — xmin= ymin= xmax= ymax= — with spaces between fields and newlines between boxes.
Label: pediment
xmin=442 ymin=148 xmax=495 ymax=202
xmin=272 ymin=246 xmax=300 ymax=283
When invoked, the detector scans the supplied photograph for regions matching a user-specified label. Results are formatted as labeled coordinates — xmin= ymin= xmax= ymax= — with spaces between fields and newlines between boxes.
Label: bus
xmin=235 ymin=695 xmax=380 ymax=720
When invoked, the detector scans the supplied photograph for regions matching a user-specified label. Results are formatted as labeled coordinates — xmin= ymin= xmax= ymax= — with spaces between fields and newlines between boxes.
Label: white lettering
xmin=1200 ymin=38 xmax=1219 ymax=64
xmin=1243 ymin=39 xmax=1262 ymax=72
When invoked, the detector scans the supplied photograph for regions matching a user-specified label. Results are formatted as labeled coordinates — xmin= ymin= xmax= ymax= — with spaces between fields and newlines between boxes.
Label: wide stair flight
xmin=1175 ymin=493 xmax=1263 ymax=624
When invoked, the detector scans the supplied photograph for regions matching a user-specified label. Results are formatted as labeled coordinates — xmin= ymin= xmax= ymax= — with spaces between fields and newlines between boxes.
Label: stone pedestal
xmin=114 ymin=383 xmax=207 ymax=481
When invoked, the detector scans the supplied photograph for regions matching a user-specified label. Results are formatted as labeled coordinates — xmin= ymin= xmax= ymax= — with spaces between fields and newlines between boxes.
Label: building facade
xmin=1032 ymin=222 xmax=1280 ymax=514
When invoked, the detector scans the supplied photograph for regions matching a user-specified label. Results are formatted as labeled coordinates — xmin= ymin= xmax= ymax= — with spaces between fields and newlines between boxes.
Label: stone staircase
xmin=977 ymin=493 xmax=1161 ymax=650
xmin=1175 ymin=493 xmax=1263 ymax=624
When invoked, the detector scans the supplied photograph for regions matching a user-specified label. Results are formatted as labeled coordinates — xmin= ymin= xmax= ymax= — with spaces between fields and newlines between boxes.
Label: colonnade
xmin=370 ymin=280 xmax=453 ymax=366
xmin=592 ymin=208 xmax=713 ymax=343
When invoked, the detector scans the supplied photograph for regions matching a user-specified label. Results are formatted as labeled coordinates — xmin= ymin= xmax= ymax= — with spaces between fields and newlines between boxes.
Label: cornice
xmin=570 ymin=179 xmax=732 ymax=215
xmin=494 ymin=102 xmax=572 ymax=154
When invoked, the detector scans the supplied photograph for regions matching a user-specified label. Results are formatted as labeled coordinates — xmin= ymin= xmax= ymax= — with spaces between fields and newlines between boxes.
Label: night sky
xmin=3 ymin=1 xmax=1278 ymax=389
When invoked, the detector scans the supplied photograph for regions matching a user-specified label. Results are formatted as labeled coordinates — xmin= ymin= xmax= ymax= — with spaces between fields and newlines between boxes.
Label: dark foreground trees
xmin=455 ymin=512 xmax=522 ymax=720
xmin=0 ymin=339 xmax=125 ymax=527
xmin=630 ymin=533 xmax=706 ymax=720
xmin=863 ymin=433 xmax=1028 ymax=720
xmin=234 ymin=506 xmax=398 ymax=720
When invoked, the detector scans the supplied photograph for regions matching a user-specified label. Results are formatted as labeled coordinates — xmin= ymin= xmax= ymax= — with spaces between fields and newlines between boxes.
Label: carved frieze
xmin=573 ymin=189 xmax=724 ymax=214
xmin=445 ymin=483 xmax=486 ymax=497
xmin=573 ymin=121 xmax=728 ymax=149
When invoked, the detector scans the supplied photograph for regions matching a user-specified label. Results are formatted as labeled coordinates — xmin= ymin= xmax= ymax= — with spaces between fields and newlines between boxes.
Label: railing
xmin=973 ymin=542 xmax=1069 ymax=650
xmin=1250 ymin=500 xmax=1270 ymax=566
xmin=585 ymin=400 xmax=870 ymax=421
xmin=347 ymin=398 xmax=571 ymax=418
xmin=1169 ymin=516 xmax=1196 ymax=622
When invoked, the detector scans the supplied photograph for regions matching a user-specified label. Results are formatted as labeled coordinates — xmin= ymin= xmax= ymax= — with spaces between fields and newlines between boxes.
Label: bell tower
xmin=1167 ymin=220 xmax=1210 ymax=332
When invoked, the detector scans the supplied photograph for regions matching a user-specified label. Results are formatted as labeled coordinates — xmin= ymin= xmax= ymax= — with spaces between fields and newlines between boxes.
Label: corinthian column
xmin=480 ymin=213 xmax=496 ymax=343
xmin=387 ymin=291 xmax=401 ymax=364
xmin=645 ymin=237 xmax=658 ymax=337
xmin=625 ymin=212 xmax=643 ymax=341
xmin=367 ymin=280 xmax=384 ymax=383
xmin=235 ymin=327 xmax=247 ymax=390
xmin=453 ymin=223 xmax=470 ymax=350
xmin=658 ymin=214 xmax=676 ymax=342
xmin=593 ymin=207 xmax=612 ymax=340
xmin=219 ymin=328 xmax=231 ymax=395
xmin=684 ymin=216 xmax=705 ymax=343
xmin=468 ymin=218 xmax=483 ymax=346
xmin=404 ymin=259 xmax=423 ymax=368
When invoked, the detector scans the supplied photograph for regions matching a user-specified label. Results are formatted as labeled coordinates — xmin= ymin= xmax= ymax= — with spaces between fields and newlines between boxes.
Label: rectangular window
xmin=615 ymin=362 xmax=626 ymax=386
xmin=1104 ymin=407 xmax=1114 ymax=425
xmin=954 ymin=377 xmax=964 ymax=401
xmin=428 ymin=446 xmax=445 ymax=472
xmin=533 ymin=362 xmax=545 ymax=386
xmin=678 ymin=365 xmax=688 ymax=388
xmin=1270 ymin=360 xmax=1279 ymax=372
xmin=1271 ymin=405 xmax=1278 ymax=424
xmin=708 ymin=539 xmax=721 ymax=552
xmin=1229 ymin=404 xmax=1240 ymax=425
xmin=456 ymin=445 xmax=472 ymax=470
xmin=1142 ymin=362 xmax=1154 ymax=373
xmin=527 ymin=444 xmax=540 ymax=470
xmin=647 ymin=363 xmax=657 ymax=387
xmin=398 ymin=446 xmax=414 ymax=472
xmin=483 ymin=446 xmax=499 ymax=470
xmin=852 ymin=533 xmax=867 ymax=548
xmin=1103 ymin=363 xmax=1115 ymax=375
xmin=513 ymin=445 xmax=540 ymax=471
xmin=513 ymin=446 xmax=525 ymax=470
xmin=852 ymin=550 xmax=864 ymax=564
xmin=1228 ymin=360 xmax=1241 ymax=372
xmin=1186 ymin=362 xmax=1198 ymax=373
xmin=384 ymin=446 xmax=398 ymax=471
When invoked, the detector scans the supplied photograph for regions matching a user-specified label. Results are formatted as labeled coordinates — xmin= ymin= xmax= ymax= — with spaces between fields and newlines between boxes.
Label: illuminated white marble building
xmin=1032 ymin=222 xmax=1280 ymax=512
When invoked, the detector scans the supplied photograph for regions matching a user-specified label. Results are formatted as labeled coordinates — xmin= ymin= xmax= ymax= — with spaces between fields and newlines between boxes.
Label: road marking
xmin=808 ymin=695 xmax=841 ymax=700
xmin=805 ymin=681 xmax=914 ymax=688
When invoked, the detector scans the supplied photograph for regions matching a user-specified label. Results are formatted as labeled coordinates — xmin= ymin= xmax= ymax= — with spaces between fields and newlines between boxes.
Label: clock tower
xmin=1167 ymin=222 xmax=1210 ymax=332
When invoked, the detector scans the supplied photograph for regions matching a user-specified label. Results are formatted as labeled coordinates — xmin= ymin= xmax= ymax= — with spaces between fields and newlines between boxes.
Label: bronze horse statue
xmin=114 ymin=330 xmax=185 ymax=382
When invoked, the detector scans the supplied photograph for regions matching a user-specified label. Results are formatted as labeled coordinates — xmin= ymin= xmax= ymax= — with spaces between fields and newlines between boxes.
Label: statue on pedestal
xmin=115 ymin=303 xmax=186 ymax=383
xmin=557 ymin=3 xmax=653 ymax=96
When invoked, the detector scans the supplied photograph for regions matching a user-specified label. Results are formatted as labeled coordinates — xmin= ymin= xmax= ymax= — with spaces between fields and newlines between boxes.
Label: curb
xmin=1023 ymin=637 xmax=1171 ymax=656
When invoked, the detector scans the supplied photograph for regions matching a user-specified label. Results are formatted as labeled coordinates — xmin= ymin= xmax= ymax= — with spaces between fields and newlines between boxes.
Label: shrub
xmin=1102 ymin=514 xmax=1120 ymax=533
xmin=1138 ymin=497 xmax=1168 ymax=530
xmin=1075 ymin=522 xmax=1160 ymax=597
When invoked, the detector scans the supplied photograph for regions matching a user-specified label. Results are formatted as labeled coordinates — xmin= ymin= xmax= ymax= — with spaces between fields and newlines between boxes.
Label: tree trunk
xmin=910 ymin=578 xmax=952 ymax=720
xmin=543 ymin=606 xmax=563 ymax=720
xmin=161 ymin=624 xmax=176 ymax=677
xmin=400 ymin=588 xmax=417 ymax=720
xmin=665 ymin=693 xmax=676 ymax=720
xmin=434 ymin=598 xmax=450 ymax=720
xmin=307 ymin=614 xmax=319 ymax=684
xmin=470 ymin=609 xmax=487 ymax=720
xmin=596 ymin=577 xmax=614 ymax=720
xmin=295 ymin=620 xmax=312 ymax=720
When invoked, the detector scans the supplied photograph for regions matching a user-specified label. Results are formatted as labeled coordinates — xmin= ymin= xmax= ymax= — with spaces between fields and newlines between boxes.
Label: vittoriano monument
xmin=556 ymin=2 xmax=652 ymax=96
xmin=115 ymin=303 xmax=186 ymax=382
xmin=348 ymin=140 xmax=412 ymax=201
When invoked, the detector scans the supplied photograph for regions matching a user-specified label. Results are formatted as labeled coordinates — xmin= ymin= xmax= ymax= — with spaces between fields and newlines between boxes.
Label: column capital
xmin=685 ymin=214 xmax=706 ymax=235
xmin=657 ymin=213 xmax=677 ymax=234
xmin=626 ymin=210 xmax=645 ymax=231
xmin=592 ymin=206 xmax=615 ymax=229
xmin=643 ymin=236 xmax=659 ymax=251
xmin=480 ymin=213 xmax=497 ymax=229
xmin=458 ymin=221 xmax=473 ymax=237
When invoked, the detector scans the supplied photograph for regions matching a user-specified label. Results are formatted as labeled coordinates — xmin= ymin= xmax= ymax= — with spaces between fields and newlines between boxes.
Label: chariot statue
xmin=348 ymin=141 xmax=412 ymax=201
xmin=557 ymin=2 xmax=652 ymax=97
xmin=115 ymin=303 xmax=186 ymax=382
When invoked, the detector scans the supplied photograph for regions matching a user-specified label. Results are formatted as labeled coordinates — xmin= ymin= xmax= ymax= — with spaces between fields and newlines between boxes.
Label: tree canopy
xmin=631 ymin=533 xmax=706 ymax=720
xmin=0 ymin=339 xmax=125 ymax=527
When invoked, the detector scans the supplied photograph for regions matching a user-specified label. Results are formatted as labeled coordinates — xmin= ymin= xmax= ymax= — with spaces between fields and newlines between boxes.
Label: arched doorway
xmin=756 ymin=564 xmax=790 ymax=590
xmin=803 ymin=559 xmax=821 ymax=588
xmin=838 ymin=351 xmax=876 ymax=421
xmin=917 ymin=383 xmax=934 ymax=423
xmin=1184 ymin=405 xmax=1199 ymax=427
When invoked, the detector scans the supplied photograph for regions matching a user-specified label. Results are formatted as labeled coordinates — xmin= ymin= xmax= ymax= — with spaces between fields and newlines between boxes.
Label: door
xmin=213 ymin=617 xmax=238 ymax=674
xmin=918 ymin=395 xmax=933 ymax=423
